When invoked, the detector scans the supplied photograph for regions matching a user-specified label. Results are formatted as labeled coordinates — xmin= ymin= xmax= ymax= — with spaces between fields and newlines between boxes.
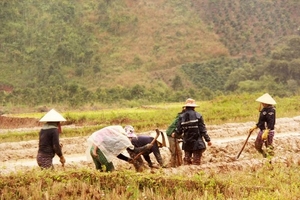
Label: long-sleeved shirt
xmin=38 ymin=124 xmax=62 ymax=157
xmin=256 ymin=105 xmax=276 ymax=131
xmin=166 ymin=114 xmax=180 ymax=137
xmin=130 ymin=135 xmax=161 ymax=165
xmin=175 ymin=108 xmax=210 ymax=151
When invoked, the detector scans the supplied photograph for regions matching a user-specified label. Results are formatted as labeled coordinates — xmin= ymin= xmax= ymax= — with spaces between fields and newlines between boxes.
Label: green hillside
xmin=193 ymin=0 xmax=300 ymax=56
xmin=0 ymin=0 xmax=300 ymax=107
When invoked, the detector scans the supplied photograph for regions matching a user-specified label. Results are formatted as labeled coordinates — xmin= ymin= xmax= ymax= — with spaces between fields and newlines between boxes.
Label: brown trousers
xmin=183 ymin=149 xmax=205 ymax=165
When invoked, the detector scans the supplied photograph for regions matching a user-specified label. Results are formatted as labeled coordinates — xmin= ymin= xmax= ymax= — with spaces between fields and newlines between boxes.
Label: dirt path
xmin=1 ymin=116 xmax=300 ymax=175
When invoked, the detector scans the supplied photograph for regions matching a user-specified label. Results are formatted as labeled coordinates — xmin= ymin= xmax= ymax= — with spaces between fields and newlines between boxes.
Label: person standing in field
xmin=249 ymin=93 xmax=276 ymax=158
xmin=173 ymin=98 xmax=212 ymax=165
xmin=87 ymin=125 xmax=153 ymax=172
xmin=125 ymin=125 xmax=165 ymax=169
xmin=166 ymin=107 xmax=184 ymax=167
xmin=37 ymin=109 xmax=66 ymax=169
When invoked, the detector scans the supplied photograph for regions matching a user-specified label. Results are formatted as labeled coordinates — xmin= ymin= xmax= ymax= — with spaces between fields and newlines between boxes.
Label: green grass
xmin=1 ymin=94 xmax=300 ymax=199
xmin=2 ymin=93 xmax=300 ymax=143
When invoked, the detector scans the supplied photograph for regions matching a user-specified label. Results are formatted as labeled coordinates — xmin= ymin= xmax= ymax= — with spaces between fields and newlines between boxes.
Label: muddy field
xmin=1 ymin=115 xmax=300 ymax=175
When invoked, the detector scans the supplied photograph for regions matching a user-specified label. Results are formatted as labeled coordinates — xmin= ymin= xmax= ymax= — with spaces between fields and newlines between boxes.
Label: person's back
xmin=37 ymin=109 xmax=66 ymax=169
xmin=178 ymin=108 xmax=208 ymax=152
xmin=175 ymin=98 xmax=211 ymax=165
xmin=128 ymin=133 xmax=164 ymax=168
xmin=38 ymin=124 xmax=62 ymax=156
xmin=131 ymin=135 xmax=154 ymax=148
xmin=88 ymin=125 xmax=153 ymax=172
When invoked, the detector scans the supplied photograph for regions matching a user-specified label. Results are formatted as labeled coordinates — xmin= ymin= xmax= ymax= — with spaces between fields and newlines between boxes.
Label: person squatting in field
xmin=173 ymin=98 xmax=212 ymax=165
xmin=125 ymin=125 xmax=165 ymax=169
xmin=36 ymin=109 xmax=66 ymax=169
xmin=87 ymin=125 xmax=153 ymax=172
xmin=249 ymin=93 xmax=276 ymax=158
xmin=165 ymin=107 xmax=184 ymax=167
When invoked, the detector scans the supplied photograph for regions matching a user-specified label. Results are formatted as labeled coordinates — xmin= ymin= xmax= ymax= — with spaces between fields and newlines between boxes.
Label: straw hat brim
xmin=183 ymin=103 xmax=199 ymax=107
xmin=39 ymin=109 xmax=66 ymax=122
xmin=256 ymin=93 xmax=276 ymax=105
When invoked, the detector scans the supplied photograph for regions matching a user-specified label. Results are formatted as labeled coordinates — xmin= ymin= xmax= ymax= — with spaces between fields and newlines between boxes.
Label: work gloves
xmin=249 ymin=125 xmax=257 ymax=133
xmin=60 ymin=155 xmax=66 ymax=165
xmin=249 ymin=126 xmax=269 ymax=140
xmin=262 ymin=129 xmax=270 ymax=140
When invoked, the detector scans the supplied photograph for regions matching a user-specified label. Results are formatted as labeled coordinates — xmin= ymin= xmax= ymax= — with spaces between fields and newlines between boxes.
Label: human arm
xmin=52 ymin=129 xmax=63 ymax=157
xmin=173 ymin=114 xmax=184 ymax=138
xmin=249 ymin=125 xmax=257 ymax=133
xmin=92 ymin=144 xmax=98 ymax=157
xmin=52 ymin=128 xmax=65 ymax=165
xmin=166 ymin=115 xmax=180 ymax=137
xmin=265 ymin=107 xmax=276 ymax=130
xmin=59 ymin=143 xmax=66 ymax=165
xmin=198 ymin=116 xmax=211 ymax=144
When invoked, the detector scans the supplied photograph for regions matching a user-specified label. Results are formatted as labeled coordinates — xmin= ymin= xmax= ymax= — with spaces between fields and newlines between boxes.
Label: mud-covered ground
xmin=1 ymin=116 xmax=300 ymax=175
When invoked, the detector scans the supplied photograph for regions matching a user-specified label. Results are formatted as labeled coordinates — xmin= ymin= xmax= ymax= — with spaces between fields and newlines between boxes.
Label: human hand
xmin=92 ymin=149 xmax=98 ymax=157
xmin=59 ymin=155 xmax=66 ymax=165
xmin=249 ymin=125 xmax=257 ymax=133
xmin=92 ymin=144 xmax=98 ymax=157
xmin=207 ymin=141 xmax=212 ymax=146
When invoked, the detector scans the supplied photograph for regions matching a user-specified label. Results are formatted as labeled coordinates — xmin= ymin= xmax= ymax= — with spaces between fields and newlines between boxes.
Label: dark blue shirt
xmin=130 ymin=135 xmax=161 ymax=165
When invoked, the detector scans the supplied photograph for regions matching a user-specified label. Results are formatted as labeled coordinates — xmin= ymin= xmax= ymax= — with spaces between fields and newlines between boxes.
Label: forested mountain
xmin=0 ymin=0 xmax=300 ymax=107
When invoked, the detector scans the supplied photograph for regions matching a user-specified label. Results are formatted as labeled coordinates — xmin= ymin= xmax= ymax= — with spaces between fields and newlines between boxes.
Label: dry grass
xmin=1 ymin=163 xmax=300 ymax=199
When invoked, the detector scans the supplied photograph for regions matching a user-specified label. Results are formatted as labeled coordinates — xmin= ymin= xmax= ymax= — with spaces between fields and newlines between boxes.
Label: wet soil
xmin=1 ymin=115 xmax=300 ymax=175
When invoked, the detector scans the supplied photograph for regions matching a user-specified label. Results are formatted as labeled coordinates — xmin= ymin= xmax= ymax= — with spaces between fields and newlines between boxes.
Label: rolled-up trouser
xmin=37 ymin=153 xmax=54 ymax=169
xmin=90 ymin=146 xmax=115 ymax=172
xmin=255 ymin=130 xmax=275 ymax=157
xmin=167 ymin=136 xmax=183 ymax=167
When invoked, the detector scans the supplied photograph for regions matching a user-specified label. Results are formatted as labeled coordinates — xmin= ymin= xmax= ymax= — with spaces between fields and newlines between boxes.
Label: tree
xmin=171 ymin=75 xmax=183 ymax=91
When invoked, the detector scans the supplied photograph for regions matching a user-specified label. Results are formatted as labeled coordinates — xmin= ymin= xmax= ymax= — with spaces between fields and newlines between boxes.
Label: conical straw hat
xmin=39 ymin=109 xmax=66 ymax=122
xmin=256 ymin=93 xmax=276 ymax=105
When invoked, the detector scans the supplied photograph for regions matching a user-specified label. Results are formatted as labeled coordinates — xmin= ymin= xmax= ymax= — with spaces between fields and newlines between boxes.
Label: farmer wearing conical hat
xmin=173 ymin=98 xmax=212 ymax=165
xmin=37 ymin=109 xmax=66 ymax=169
xmin=249 ymin=93 xmax=276 ymax=158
